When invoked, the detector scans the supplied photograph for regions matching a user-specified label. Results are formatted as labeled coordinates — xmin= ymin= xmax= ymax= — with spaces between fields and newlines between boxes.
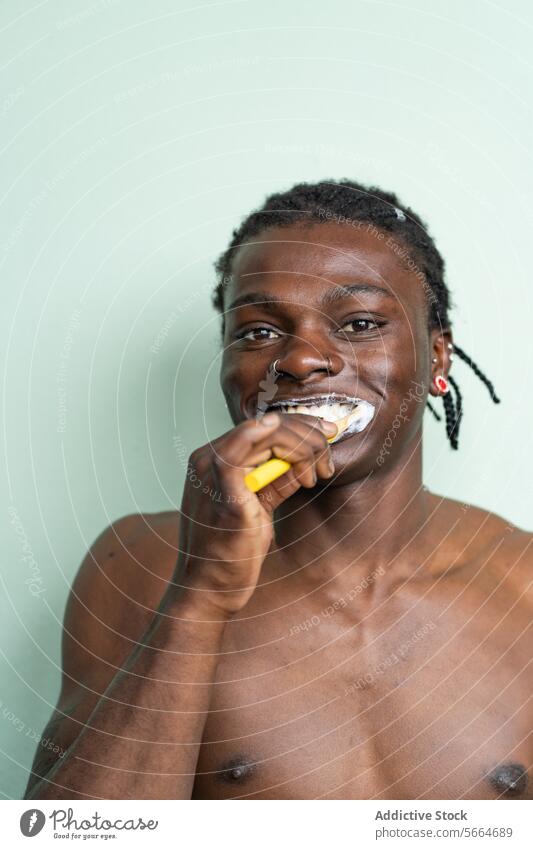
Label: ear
xmin=429 ymin=329 xmax=453 ymax=397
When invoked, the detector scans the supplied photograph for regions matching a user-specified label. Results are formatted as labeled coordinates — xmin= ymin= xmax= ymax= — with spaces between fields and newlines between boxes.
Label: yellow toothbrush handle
xmin=243 ymin=425 xmax=342 ymax=493
xmin=244 ymin=458 xmax=292 ymax=492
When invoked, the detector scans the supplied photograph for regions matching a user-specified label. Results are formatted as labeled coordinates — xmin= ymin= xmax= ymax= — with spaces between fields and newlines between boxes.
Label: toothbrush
xmin=244 ymin=408 xmax=360 ymax=493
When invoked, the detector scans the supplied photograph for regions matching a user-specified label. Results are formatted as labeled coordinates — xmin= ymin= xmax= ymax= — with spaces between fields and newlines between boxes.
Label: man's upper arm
xmin=24 ymin=511 xmax=179 ymax=797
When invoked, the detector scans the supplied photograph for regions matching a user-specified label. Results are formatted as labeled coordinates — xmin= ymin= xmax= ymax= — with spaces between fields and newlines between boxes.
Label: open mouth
xmin=262 ymin=394 xmax=375 ymax=442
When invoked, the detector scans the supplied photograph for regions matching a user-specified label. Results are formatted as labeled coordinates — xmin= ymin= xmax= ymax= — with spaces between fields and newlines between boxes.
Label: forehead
xmin=227 ymin=221 xmax=427 ymax=312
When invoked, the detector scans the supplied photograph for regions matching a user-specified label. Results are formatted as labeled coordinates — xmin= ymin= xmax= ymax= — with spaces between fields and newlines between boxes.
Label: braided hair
xmin=212 ymin=178 xmax=500 ymax=449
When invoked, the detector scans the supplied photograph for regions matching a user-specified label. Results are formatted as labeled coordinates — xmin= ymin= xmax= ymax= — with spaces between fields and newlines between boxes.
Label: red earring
xmin=434 ymin=375 xmax=449 ymax=394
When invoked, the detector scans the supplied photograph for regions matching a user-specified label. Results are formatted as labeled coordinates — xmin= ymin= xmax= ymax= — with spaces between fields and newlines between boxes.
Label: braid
xmin=442 ymin=389 xmax=460 ymax=450
xmin=426 ymin=400 xmax=442 ymax=422
xmin=453 ymin=344 xmax=501 ymax=404
xmin=447 ymin=375 xmax=463 ymax=447
xmin=213 ymin=178 xmax=500 ymax=451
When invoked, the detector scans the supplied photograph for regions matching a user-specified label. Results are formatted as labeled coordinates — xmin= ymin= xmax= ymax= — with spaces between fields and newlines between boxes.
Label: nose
xmin=274 ymin=338 xmax=343 ymax=380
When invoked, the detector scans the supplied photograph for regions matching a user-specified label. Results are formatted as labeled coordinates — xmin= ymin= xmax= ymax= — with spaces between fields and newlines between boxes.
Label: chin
xmin=321 ymin=442 xmax=378 ymax=486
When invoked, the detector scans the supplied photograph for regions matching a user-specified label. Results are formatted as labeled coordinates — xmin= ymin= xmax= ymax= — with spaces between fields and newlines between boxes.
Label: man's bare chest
xmin=192 ymin=579 xmax=531 ymax=800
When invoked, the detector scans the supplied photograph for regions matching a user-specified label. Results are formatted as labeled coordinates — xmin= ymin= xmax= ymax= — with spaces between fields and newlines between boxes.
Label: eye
xmin=236 ymin=326 xmax=280 ymax=342
xmin=340 ymin=318 xmax=381 ymax=333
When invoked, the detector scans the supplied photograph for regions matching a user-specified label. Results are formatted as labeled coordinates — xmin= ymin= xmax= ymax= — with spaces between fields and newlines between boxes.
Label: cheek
xmin=220 ymin=344 xmax=242 ymax=387
xmin=361 ymin=345 xmax=418 ymax=395
xmin=360 ymin=336 xmax=428 ymax=437
xmin=374 ymin=369 xmax=428 ymax=453
xmin=220 ymin=356 xmax=260 ymax=421
xmin=220 ymin=365 xmax=241 ymax=412
xmin=369 ymin=326 xmax=428 ymax=389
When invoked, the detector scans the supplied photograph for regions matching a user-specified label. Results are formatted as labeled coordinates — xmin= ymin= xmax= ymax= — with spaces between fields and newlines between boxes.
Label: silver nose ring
xmin=270 ymin=358 xmax=282 ymax=377
xmin=271 ymin=356 xmax=332 ymax=374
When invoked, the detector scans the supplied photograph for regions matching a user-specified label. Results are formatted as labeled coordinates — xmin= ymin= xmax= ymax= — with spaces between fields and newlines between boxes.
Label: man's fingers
xmin=206 ymin=413 xmax=335 ymax=493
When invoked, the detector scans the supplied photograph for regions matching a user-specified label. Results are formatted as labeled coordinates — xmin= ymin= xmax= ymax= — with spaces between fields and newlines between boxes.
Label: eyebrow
xmin=227 ymin=283 xmax=394 ymax=313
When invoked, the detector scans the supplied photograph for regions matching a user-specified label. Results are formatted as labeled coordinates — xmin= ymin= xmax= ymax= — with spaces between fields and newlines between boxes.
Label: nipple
xmin=488 ymin=763 xmax=528 ymax=797
xmin=217 ymin=755 xmax=257 ymax=784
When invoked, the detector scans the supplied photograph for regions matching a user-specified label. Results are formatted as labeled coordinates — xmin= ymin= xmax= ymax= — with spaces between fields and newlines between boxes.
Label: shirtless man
xmin=25 ymin=180 xmax=532 ymax=800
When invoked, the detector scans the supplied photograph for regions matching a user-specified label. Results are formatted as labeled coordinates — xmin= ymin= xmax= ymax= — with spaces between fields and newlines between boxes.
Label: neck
xmin=273 ymin=442 xmax=433 ymax=585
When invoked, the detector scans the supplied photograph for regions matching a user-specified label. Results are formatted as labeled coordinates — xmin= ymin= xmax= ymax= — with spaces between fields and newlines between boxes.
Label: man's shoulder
xmin=61 ymin=510 xmax=181 ymax=697
xmin=431 ymin=490 xmax=528 ymax=540
xmin=102 ymin=508 xmax=180 ymax=544
xmin=92 ymin=509 xmax=180 ymax=557
xmin=69 ymin=509 xmax=181 ymax=624
xmin=86 ymin=509 xmax=181 ymax=588
xmin=436 ymin=493 xmax=532 ymax=595
xmin=486 ymin=512 xmax=532 ymax=596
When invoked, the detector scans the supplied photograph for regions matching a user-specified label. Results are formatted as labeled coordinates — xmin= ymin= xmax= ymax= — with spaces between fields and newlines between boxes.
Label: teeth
xmin=284 ymin=402 xmax=352 ymax=422
xmin=266 ymin=397 xmax=376 ymax=439
xmin=330 ymin=401 xmax=375 ymax=441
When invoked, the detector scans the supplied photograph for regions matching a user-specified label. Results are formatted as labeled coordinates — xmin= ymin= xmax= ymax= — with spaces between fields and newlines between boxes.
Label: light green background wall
xmin=1 ymin=0 xmax=531 ymax=799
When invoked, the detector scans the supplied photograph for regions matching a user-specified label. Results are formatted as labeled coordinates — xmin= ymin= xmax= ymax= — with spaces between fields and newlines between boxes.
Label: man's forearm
xmin=28 ymin=591 xmax=230 ymax=800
